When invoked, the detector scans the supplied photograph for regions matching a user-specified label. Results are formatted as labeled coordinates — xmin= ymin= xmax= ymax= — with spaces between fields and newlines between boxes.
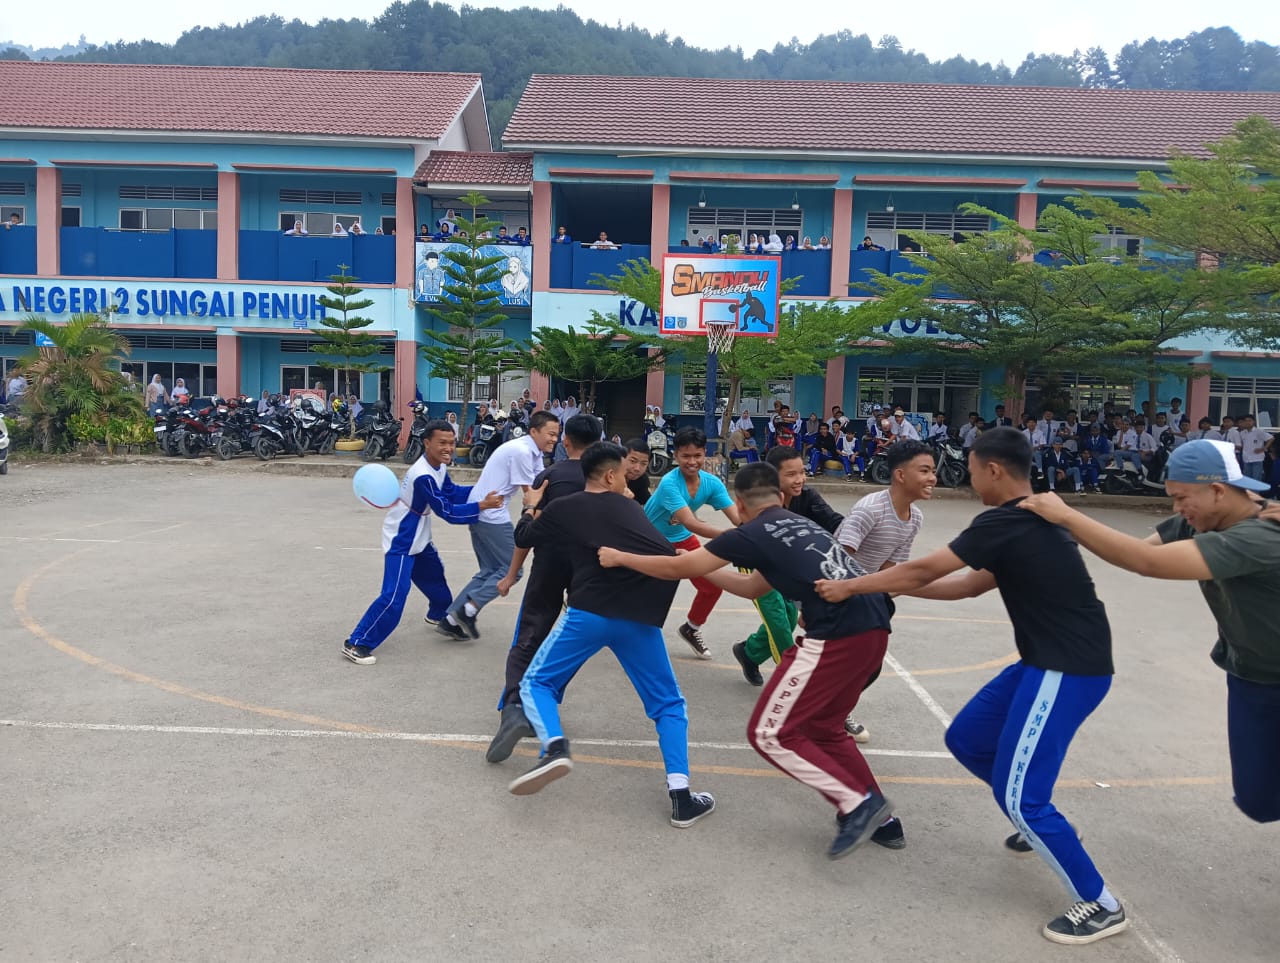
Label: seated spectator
xmin=284 ymin=218 xmax=308 ymax=236
xmin=728 ymin=409 xmax=759 ymax=464
xmin=784 ymin=235 xmax=797 ymax=251
xmin=589 ymin=231 xmax=618 ymax=250
xmin=857 ymin=236 xmax=885 ymax=252
xmin=257 ymin=390 xmax=271 ymax=416
xmin=552 ymin=225 xmax=573 ymax=245
xmin=514 ymin=227 xmax=530 ymax=246
xmin=926 ymin=412 xmax=949 ymax=442
xmin=803 ymin=411 xmax=822 ymax=446
xmin=348 ymin=394 xmax=363 ymax=422
xmin=1055 ymin=422 xmax=1080 ymax=454
xmin=1113 ymin=419 xmax=1145 ymax=473
xmin=806 ymin=422 xmax=838 ymax=475
xmin=959 ymin=411 xmax=982 ymax=453
xmin=349 ymin=220 xmax=365 ymax=236
xmin=1081 ymin=422 xmax=1112 ymax=461
xmin=1042 ymin=437 xmax=1083 ymax=493
xmin=171 ymin=378 xmax=191 ymax=405
xmin=332 ymin=222 xmax=348 ymax=236
xmin=800 ymin=236 xmax=815 ymax=250
xmin=1076 ymin=446 xmax=1101 ymax=491
xmin=1170 ymin=416 xmax=1191 ymax=447
xmin=835 ymin=426 xmax=864 ymax=478
xmin=1021 ymin=414 xmax=1048 ymax=474
xmin=817 ymin=235 xmax=832 ymax=250
xmin=828 ymin=405 xmax=848 ymax=431
xmin=890 ymin=408 xmax=920 ymax=441
xmin=763 ymin=232 xmax=784 ymax=254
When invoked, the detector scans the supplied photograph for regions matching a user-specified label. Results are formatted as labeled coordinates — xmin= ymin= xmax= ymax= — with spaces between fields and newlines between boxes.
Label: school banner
xmin=413 ymin=241 xmax=532 ymax=307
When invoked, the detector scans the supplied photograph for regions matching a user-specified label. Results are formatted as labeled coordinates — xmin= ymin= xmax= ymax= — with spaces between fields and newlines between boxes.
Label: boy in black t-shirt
xmin=814 ymin=428 xmax=1126 ymax=947
xmin=600 ymin=463 xmax=896 ymax=861
xmin=622 ymin=437 xmax=652 ymax=505
xmin=485 ymin=414 xmax=601 ymax=764
xmin=509 ymin=442 xmax=716 ymax=829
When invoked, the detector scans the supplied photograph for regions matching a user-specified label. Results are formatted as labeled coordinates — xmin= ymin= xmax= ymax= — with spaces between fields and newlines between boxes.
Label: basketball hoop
xmin=706 ymin=320 xmax=737 ymax=355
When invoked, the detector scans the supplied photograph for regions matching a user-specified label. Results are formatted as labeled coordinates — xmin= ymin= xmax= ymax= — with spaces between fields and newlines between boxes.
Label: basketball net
xmin=706 ymin=320 xmax=737 ymax=355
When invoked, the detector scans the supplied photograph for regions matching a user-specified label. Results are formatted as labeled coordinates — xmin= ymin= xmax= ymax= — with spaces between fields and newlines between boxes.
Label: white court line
xmin=884 ymin=651 xmax=953 ymax=727
xmin=0 ymin=719 xmax=953 ymax=758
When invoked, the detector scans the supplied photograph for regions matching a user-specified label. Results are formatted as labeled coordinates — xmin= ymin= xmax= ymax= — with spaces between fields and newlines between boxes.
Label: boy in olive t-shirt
xmin=1022 ymin=440 xmax=1280 ymax=826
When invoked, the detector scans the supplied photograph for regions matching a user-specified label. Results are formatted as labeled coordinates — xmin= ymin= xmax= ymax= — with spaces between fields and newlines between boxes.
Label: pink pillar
xmin=532 ymin=181 xmax=551 ymax=291
xmin=1015 ymin=192 xmax=1038 ymax=229
xmin=829 ymin=188 xmax=853 ymax=297
xmin=394 ymin=339 xmax=418 ymax=445
xmin=216 ymin=335 xmax=241 ymax=399
xmin=1186 ymin=363 xmax=1212 ymax=423
xmin=650 ymin=183 xmax=670 ymax=254
xmin=646 ymin=348 xmax=665 ymax=408
xmin=824 ymin=355 xmax=846 ymax=414
xmin=395 ymin=177 xmax=415 ymax=290
xmin=529 ymin=369 xmax=550 ymax=408
xmin=35 ymin=166 xmax=61 ymax=277
xmin=216 ymin=171 xmax=240 ymax=281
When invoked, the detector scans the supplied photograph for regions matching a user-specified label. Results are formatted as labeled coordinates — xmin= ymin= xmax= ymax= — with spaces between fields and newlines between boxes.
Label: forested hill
xmin=3 ymin=3 xmax=1278 ymax=144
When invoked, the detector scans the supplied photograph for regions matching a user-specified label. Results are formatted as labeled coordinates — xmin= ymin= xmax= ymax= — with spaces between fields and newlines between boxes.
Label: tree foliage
xmin=310 ymin=265 xmax=387 ymax=436
xmin=37 ymin=13 xmax=1280 ymax=141
xmin=524 ymin=318 xmax=668 ymax=411
xmin=15 ymin=313 xmax=137 ymax=452
xmin=419 ymin=191 xmax=523 ymax=412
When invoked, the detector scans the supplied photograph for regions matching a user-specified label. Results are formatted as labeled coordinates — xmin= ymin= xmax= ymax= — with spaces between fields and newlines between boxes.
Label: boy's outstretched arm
xmin=816 ymin=547 xmax=967 ymax=602
xmin=599 ymin=545 xmax=728 ymax=581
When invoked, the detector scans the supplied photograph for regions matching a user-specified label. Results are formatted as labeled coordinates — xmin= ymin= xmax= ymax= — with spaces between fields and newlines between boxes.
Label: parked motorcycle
xmin=645 ymin=415 xmax=676 ymax=476
xmin=468 ymin=419 xmax=502 ymax=469
xmin=153 ymin=404 xmax=184 ymax=456
xmin=1101 ymin=444 xmax=1171 ymax=496
xmin=929 ymin=435 xmax=969 ymax=488
xmin=359 ymin=401 xmax=403 ymax=462
xmin=403 ymin=401 xmax=430 ymax=464
xmin=0 ymin=410 xmax=10 ymax=476
xmin=172 ymin=399 xmax=225 ymax=458
xmin=211 ymin=398 xmax=258 ymax=460
xmin=253 ymin=399 xmax=307 ymax=460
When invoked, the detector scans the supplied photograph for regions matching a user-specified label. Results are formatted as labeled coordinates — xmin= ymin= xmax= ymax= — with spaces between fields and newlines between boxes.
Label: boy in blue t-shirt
xmin=644 ymin=426 xmax=740 ymax=659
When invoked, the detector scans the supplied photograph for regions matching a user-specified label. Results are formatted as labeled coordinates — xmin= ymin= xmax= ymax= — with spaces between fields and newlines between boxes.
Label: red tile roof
xmin=414 ymin=151 xmax=532 ymax=186
xmin=0 ymin=61 xmax=482 ymax=140
xmin=504 ymin=75 xmax=1280 ymax=161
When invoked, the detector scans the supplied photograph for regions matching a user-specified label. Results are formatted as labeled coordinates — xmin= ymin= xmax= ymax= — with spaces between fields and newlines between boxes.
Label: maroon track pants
xmin=671 ymin=534 xmax=723 ymax=626
xmin=747 ymin=630 xmax=889 ymax=815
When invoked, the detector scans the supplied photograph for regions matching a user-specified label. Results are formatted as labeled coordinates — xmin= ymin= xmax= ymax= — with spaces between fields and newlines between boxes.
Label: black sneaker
xmin=436 ymin=619 xmax=468 ymax=641
xmin=1005 ymin=822 xmax=1081 ymax=856
xmin=732 ymin=641 xmax=763 ymax=686
xmin=678 ymin=622 xmax=712 ymax=660
xmin=829 ymin=791 xmax=893 ymax=860
xmin=1043 ymin=900 xmax=1129 ymax=945
xmin=844 ymin=715 xmax=870 ymax=743
xmin=453 ymin=608 xmax=480 ymax=639
xmin=871 ymin=816 xmax=906 ymax=850
xmin=669 ymin=788 xmax=716 ymax=828
xmin=508 ymin=738 xmax=572 ymax=795
xmin=342 ymin=641 xmax=376 ymax=665
xmin=486 ymin=703 xmax=535 ymax=764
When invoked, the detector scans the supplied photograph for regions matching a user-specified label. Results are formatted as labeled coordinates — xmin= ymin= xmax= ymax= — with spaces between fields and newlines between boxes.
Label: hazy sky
xmin=5 ymin=0 xmax=1275 ymax=65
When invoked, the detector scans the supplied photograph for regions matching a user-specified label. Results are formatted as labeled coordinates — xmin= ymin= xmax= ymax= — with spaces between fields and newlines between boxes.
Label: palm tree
xmin=16 ymin=313 xmax=133 ymax=452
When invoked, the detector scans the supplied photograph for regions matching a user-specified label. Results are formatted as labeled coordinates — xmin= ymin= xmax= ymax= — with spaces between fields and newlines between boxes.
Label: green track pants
xmin=743 ymin=588 xmax=799 ymax=666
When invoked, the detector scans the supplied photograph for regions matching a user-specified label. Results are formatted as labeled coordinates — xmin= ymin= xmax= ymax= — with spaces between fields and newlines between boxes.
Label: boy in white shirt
xmin=1021 ymin=415 xmax=1048 ymax=474
xmin=1236 ymin=413 xmax=1272 ymax=482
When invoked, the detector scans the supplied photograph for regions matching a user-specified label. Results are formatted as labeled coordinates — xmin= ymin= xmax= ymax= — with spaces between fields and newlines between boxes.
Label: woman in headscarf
xmin=763 ymin=233 xmax=784 ymax=254
xmin=170 ymin=378 xmax=190 ymax=405
xmin=145 ymin=374 xmax=168 ymax=415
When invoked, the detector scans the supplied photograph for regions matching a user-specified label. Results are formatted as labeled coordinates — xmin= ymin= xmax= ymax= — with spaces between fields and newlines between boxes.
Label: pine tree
xmin=419 ymin=191 xmax=522 ymax=428
xmin=310 ymin=265 xmax=387 ymax=437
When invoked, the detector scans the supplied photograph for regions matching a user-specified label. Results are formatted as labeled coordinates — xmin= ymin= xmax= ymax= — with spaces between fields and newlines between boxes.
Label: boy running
xmin=602 ymin=463 xmax=896 ymax=860
xmin=485 ymin=414 xmax=601 ymax=762
xmin=509 ymin=443 xmax=716 ymax=829
xmin=815 ymin=428 xmax=1127 ymax=945
xmin=342 ymin=420 xmax=501 ymax=665
xmin=643 ymin=426 xmax=741 ymax=659
xmin=1022 ymin=440 xmax=1280 ymax=825
xmin=439 ymin=410 xmax=560 ymax=640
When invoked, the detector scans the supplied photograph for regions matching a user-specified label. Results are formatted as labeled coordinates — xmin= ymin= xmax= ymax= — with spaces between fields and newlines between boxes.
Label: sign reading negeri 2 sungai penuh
xmin=659 ymin=254 xmax=781 ymax=337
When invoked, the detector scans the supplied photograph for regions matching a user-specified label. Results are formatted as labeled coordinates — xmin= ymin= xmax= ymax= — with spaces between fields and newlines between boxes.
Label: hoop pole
xmin=703 ymin=345 xmax=719 ymax=442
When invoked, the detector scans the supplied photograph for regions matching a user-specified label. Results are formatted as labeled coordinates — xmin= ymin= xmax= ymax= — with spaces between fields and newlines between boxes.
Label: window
xmin=140 ymin=361 xmax=218 ymax=399
xmin=679 ymin=360 xmax=792 ymax=416
xmin=865 ymin=211 xmax=991 ymax=251
xmin=380 ymin=216 xmax=396 ymax=236
xmin=0 ymin=205 xmax=24 ymax=224
xmin=1091 ymin=226 xmax=1142 ymax=258
xmin=119 ymin=208 xmax=215 ymax=231
xmin=61 ymin=207 xmax=81 ymax=227
xmin=1026 ymin=368 xmax=1135 ymax=415
xmin=1208 ymin=376 xmax=1280 ymax=429
xmin=282 ymin=365 xmax=366 ymax=397
xmin=280 ymin=211 xmax=364 ymax=235
xmin=685 ymin=207 xmax=804 ymax=247
xmin=855 ymin=365 xmax=981 ymax=424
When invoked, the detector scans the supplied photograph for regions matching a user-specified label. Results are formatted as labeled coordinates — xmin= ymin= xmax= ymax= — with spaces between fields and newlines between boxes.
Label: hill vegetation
xmin=2 ymin=5 xmax=1278 ymax=143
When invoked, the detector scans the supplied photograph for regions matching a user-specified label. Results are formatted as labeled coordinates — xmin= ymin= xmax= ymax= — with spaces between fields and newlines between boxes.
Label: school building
xmin=3 ymin=62 xmax=1279 ymax=435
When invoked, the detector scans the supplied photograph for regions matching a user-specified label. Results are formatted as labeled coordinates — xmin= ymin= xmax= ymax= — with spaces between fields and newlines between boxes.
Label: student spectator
xmin=348 ymin=220 xmax=365 ymax=236
xmin=835 ymin=426 xmax=864 ymax=479
xmin=417 ymin=223 xmax=432 ymax=239
xmin=1149 ymin=412 xmax=1172 ymax=445
xmin=1037 ymin=408 xmax=1062 ymax=442
xmin=817 ymin=235 xmax=832 ymax=250
xmin=828 ymin=406 xmax=849 ymax=431
xmin=1236 ymin=413 xmax=1272 ymax=482
xmin=1167 ymin=396 xmax=1184 ymax=421
xmin=1062 ymin=409 xmax=1084 ymax=438
xmin=771 ymin=407 xmax=799 ymax=450
xmin=1170 ymin=416 xmax=1191 ymax=447
xmin=762 ymin=233 xmax=784 ymax=254
xmin=1042 ymin=438 xmax=1084 ymax=493
xmin=926 ymin=412 xmax=949 ymax=442
xmin=332 ymin=222 xmax=348 ymax=236
xmin=1081 ymin=423 xmax=1112 ymax=467
xmin=590 ymin=232 xmax=618 ymax=250
xmin=986 ymin=404 xmax=1013 ymax=429
xmin=803 ymin=411 xmax=822 ymax=445
xmin=800 ymin=236 xmax=815 ymax=250
xmin=959 ymin=412 xmax=982 ymax=454
xmin=4 ymin=212 xmax=21 ymax=229
xmin=745 ymin=234 xmax=762 ymax=254
xmin=284 ymin=218 xmax=308 ymax=236
xmin=1021 ymin=415 xmax=1048 ymax=474
xmin=1054 ymin=423 xmax=1080 ymax=454
xmin=437 ymin=210 xmax=457 ymax=235
xmin=257 ymin=390 xmax=271 ymax=416
xmin=1113 ymin=419 xmax=1154 ymax=474
xmin=144 ymin=374 xmax=168 ymax=414
xmin=552 ymin=226 xmax=572 ymax=244
xmin=1219 ymin=415 xmax=1238 ymax=448
xmin=171 ymin=378 xmax=191 ymax=405
xmin=728 ymin=408 xmax=758 ymax=462
xmin=806 ymin=422 xmax=839 ymax=475
xmin=701 ymin=234 xmax=720 ymax=253
xmin=890 ymin=409 xmax=920 ymax=441
xmin=784 ymin=235 xmax=797 ymax=250
xmin=514 ymin=227 xmax=530 ymax=246
xmin=495 ymin=226 xmax=512 ymax=244
xmin=1076 ymin=445 xmax=1101 ymax=492
xmin=857 ymin=236 xmax=885 ymax=251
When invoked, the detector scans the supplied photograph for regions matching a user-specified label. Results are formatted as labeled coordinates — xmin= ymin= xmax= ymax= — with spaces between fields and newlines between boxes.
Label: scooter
xmin=1100 ymin=444 xmax=1170 ymax=496
xmin=0 ymin=410 xmax=10 ymax=475
xmin=359 ymin=401 xmax=403 ymax=462
xmin=645 ymin=415 xmax=676 ymax=476
xmin=403 ymin=401 xmax=430 ymax=464
xmin=469 ymin=419 xmax=502 ymax=469
xmin=929 ymin=435 xmax=969 ymax=488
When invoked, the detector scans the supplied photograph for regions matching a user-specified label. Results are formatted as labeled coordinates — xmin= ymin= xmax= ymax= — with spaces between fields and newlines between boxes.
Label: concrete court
xmin=0 ymin=460 xmax=1273 ymax=963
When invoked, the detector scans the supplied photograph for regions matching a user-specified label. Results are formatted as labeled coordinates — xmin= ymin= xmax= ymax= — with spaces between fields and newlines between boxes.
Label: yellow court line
xmin=10 ymin=550 xmax=1227 ymax=792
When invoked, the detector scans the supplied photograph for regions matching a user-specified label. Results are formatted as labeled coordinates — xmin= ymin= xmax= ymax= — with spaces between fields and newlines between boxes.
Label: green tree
xmin=310 ymin=264 xmax=388 ymax=437
xmin=15 ymin=313 xmax=135 ymax=452
xmin=524 ymin=318 xmax=669 ymax=412
xmin=419 ymin=191 xmax=523 ymax=422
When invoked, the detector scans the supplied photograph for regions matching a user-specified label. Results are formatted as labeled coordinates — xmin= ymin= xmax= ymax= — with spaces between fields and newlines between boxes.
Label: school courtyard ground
xmin=0 ymin=460 xmax=1271 ymax=962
